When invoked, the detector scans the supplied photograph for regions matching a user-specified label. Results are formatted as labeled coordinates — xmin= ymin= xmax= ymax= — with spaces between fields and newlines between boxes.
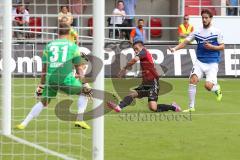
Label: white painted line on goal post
xmin=6 ymin=135 xmax=77 ymax=160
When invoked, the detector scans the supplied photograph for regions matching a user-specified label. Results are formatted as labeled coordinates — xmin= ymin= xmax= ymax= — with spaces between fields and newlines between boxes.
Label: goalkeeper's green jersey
xmin=42 ymin=38 xmax=81 ymax=84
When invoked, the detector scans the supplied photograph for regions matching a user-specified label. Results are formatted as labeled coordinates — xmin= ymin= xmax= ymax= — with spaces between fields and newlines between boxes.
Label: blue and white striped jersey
xmin=186 ymin=26 xmax=224 ymax=63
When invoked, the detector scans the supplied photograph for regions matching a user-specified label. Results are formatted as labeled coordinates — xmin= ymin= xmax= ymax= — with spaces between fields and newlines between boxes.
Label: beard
xmin=203 ymin=22 xmax=210 ymax=28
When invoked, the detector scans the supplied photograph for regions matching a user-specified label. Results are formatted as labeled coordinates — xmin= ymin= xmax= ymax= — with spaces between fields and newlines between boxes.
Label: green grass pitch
xmin=1 ymin=78 xmax=240 ymax=160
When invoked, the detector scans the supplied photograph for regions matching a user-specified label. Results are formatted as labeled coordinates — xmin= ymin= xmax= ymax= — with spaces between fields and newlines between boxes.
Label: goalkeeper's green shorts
xmin=42 ymin=76 xmax=83 ymax=99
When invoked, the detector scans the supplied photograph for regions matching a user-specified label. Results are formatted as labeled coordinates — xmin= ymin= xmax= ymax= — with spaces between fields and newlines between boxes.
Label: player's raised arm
xmin=118 ymin=56 xmax=139 ymax=78
xmin=169 ymin=39 xmax=190 ymax=53
xmin=169 ymin=29 xmax=196 ymax=53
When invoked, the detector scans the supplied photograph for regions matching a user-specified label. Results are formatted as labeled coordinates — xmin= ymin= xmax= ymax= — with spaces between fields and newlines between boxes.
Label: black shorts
xmin=134 ymin=79 xmax=159 ymax=102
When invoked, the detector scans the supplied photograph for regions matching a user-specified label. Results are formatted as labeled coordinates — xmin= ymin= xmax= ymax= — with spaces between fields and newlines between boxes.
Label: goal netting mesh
xmin=0 ymin=1 xmax=94 ymax=159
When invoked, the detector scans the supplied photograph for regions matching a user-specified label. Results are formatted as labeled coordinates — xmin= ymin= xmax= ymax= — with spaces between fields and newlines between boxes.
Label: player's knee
xmin=190 ymin=75 xmax=199 ymax=84
xmin=41 ymin=99 xmax=49 ymax=107
xmin=205 ymin=82 xmax=213 ymax=91
xmin=148 ymin=105 xmax=156 ymax=112
xmin=128 ymin=91 xmax=138 ymax=98
xmin=148 ymin=102 xmax=157 ymax=112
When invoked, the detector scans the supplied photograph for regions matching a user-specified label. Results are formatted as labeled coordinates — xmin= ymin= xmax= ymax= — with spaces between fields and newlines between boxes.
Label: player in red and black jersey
xmin=107 ymin=41 xmax=181 ymax=112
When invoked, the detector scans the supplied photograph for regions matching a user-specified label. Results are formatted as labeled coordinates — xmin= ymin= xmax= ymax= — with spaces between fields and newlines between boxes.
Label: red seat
xmin=28 ymin=17 xmax=42 ymax=37
xmin=88 ymin=17 xmax=93 ymax=36
xmin=150 ymin=17 xmax=162 ymax=38
xmin=29 ymin=17 xmax=42 ymax=32
xmin=185 ymin=0 xmax=217 ymax=15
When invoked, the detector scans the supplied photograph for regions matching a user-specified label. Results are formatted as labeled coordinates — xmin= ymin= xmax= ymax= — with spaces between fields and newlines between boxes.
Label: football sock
xmin=188 ymin=84 xmax=196 ymax=108
xmin=157 ymin=104 xmax=175 ymax=112
xmin=77 ymin=94 xmax=88 ymax=121
xmin=211 ymin=84 xmax=220 ymax=92
xmin=21 ymin=101 xmax=44 ymax=127
xmin=119 ymin=96 xmax=134 ymax=109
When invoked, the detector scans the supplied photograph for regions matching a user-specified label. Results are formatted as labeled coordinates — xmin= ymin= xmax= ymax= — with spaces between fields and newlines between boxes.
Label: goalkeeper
xmin=16 ymin=23 xmax=91 ymax=130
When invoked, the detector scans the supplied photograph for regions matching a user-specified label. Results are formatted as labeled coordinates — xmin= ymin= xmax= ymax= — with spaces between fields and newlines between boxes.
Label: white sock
xmin=77 ymin=94 xmax=88 ymax=121
xmin=21 ymin=102 xmax=44 ymax=127
xmin=188 ymin=84 xmax=197 ymax=108
xmin=211 ymin=84 xmax=220 ymax=92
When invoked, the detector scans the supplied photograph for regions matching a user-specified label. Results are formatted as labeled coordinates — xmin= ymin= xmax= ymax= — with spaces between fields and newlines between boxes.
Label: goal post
xmin=92 ymin=0 xmax=105 ymax=160
xmin=2 ymin=0 xmax=12 ymax=136
xmin=1 ymin=0 xmax=105 ymax=159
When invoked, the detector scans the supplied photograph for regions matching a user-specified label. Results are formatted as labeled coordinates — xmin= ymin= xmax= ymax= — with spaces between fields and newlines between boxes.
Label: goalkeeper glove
xmin=35 ymin=84 xmax=44 ymax=98
xmin=82 ymin=83 xmax=93 ymax=99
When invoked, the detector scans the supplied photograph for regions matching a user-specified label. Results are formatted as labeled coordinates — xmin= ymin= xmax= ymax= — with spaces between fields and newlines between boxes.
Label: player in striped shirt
xmin=169 ymin=9 xmax=224 ymax=112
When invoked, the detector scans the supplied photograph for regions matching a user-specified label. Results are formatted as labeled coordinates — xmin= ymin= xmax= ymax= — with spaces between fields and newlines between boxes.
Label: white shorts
xmin=190 ymin=60 xmax=219 ymax=84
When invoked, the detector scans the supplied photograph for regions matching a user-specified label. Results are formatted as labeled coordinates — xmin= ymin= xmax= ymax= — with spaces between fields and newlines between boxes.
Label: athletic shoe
xmin=75 ymin=121 xmax=91 ymax=129
xmin=15 ymin=124 xmax=25 ymax=130
xmin=182 ymin=108 xmax=195 ymax=113
xmin=215 ymin=86 xmax=222 ymax=101
xmin=107 ymin=101 xmax=122 ymax=112
xmin=171 ymin=102 xmax=181 ymax=112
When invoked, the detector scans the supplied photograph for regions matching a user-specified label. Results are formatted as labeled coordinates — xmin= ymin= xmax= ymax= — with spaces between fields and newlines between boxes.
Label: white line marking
xmin=6 ymin=135 xmax=77 ymax=160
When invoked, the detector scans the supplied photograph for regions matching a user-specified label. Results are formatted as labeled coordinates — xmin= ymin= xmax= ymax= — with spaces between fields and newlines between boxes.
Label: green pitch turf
xmin=1 ymin=78 xmax=240 ymax=160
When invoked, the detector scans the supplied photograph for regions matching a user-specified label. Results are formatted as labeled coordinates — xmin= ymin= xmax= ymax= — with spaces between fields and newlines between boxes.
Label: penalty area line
xmin=5 ymin=135 xmax=76 ymax=160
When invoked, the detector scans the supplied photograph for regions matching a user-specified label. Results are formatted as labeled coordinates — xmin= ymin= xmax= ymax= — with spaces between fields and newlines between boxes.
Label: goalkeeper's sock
xmin=188 ymin=84 xmax=196 ymax=108
xmin=119 ymin=95 xmax=134 ymax=109
xmin=21 ymin=101 xmax=44 ymax=127
xmin=157 ymin=104 xmax=175 ymax=112
xmin=77 ymin=94 xmax=88 ymax=121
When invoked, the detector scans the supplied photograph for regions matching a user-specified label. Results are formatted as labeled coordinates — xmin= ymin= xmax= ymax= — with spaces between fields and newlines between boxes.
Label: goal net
xmin=0 ymin=1 xmax=99 ymax=159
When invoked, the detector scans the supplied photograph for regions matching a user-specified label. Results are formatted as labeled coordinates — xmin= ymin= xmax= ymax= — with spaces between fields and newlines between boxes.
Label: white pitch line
xmin=6 ymin=135 xmax=77 ymax=160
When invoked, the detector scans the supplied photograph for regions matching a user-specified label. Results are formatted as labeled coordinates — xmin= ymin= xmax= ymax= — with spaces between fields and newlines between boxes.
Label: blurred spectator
xmin=58 ymin=6 xmax=73 ymax=26
xmin=12 ymin=3 xmax=29 ymax=39
xmin=123 ymin=0 xmax=137 ymax=39
xmin=68 ymin=0 xmax=87 ymax=26
xmin=178 ymin=15 xmax=194 ymax=44
xmin=59 ymin=17 xmax=78 ymax=44
xmin=226 ymin=0 xmax=238 ymax=16
xmin=110 ymin=0 xmax=127 ymax=39
xmin=130 ymin=19 xmax=145 ymax=44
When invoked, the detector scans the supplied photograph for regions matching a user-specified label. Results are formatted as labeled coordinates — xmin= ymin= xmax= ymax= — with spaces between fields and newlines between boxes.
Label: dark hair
xmin=117 ymin=0 xmax=124 ymax=4
xmin=133 ymin=40 xmax=144 ymax=46
xmin=201 ymin=9 xmax=213 ymax=18
xmin=138 ymin=19 xmax=144 ymax=22
xmin=58 ymin=23 xmax=71 ymax=35
xmin=60 ymin=6 xmax=68 ymax=10
xmin=16 ymin=2 xmax=23 ymax=7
